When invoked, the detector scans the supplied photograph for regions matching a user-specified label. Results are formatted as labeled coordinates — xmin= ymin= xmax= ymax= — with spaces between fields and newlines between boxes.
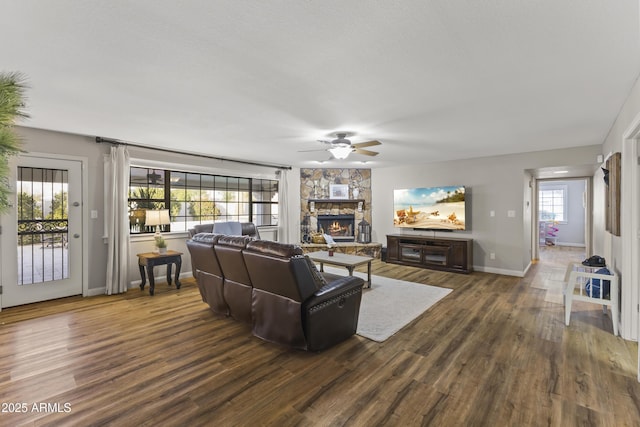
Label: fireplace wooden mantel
xmin=307 ymin=198 xmax=365 ymax=209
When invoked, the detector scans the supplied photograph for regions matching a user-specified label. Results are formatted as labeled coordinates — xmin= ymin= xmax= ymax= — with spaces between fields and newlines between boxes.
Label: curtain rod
xmin=95 ymin=136 xmax=292 ymax=170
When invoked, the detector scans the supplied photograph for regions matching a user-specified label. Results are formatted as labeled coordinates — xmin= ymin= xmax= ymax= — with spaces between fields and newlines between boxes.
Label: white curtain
xmin=105 ymin=145 xmax=130 ymax=294
xmin=278 ymin=169 xmax=292 ymax=243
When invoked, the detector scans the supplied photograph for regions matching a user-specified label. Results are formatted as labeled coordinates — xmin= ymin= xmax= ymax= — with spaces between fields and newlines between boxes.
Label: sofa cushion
xmin=245 ymin=240 xmax=303 ymax=258
xmin=214 ymin=234 xmax=253 ymax=323
xmin=244 ymin=244 xmax=313 ymax=302
xmin=217 ymin=234 xmax=252 ymax=248
xmin=186 ymin=233 xmax=227 ymax=314
xmin=191 ymin=232 xmax=220 ymax=244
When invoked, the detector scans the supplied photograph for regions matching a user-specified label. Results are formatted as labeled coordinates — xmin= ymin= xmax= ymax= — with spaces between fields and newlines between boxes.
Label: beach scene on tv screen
xmin=394 ymin=186 xmax=466 ymax=230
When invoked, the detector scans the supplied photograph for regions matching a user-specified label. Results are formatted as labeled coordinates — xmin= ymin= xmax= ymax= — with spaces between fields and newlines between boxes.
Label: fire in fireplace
xmin=317 ymin=214 xmax=355 ymax=242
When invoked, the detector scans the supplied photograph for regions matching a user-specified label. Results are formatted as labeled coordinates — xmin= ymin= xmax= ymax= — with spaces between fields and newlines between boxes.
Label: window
xmin=128 ymin=167 xmax=278 ymax=234
xmin=252 ymin=178 xmax=279 ymax=227
xmin=539 ymin=185 xmax=567 ymax=222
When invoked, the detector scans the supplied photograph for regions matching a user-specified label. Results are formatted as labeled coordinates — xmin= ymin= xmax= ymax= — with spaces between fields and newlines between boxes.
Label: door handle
xmin=72 ymin=202 xmax=80 ymax=207
xmin=73 ymin=234 xmax=80 ymax=238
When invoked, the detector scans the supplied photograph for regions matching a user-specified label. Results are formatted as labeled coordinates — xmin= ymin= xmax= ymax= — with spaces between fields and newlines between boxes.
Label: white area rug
xmin=323 ymin=267 xmax=453 ymax=342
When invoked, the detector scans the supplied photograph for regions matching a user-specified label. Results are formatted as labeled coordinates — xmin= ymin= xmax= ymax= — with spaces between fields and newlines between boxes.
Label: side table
xmin=137 ymin=251 xmax=183 ymax=296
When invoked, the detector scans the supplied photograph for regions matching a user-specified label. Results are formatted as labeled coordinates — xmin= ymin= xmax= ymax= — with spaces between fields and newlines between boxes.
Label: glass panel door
xmin=400 ymin=244 xmax=422 ymax=263
xmin=17 ymin=167 xmax=69 ymax=284
xmin=1 ymin=155 xmax=83 ymax=308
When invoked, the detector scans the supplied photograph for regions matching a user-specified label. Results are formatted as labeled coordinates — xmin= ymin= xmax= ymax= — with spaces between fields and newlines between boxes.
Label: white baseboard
xmin=539 ymin=243 xmax=585 ymax=248
xmin=522 ymin=261 xmax=533 ymax=277
xmin=556 ymin=242 xmax=586 ymax=248
xmin=85 ymin=271 xmax=194 ymax=296
xmin=473 ymin=265 xmax=526 ymax=277
xmin=129 ymin=271 xmax=193 ymax=289
xmin=86 ymin=287 xmax=107 ymax=297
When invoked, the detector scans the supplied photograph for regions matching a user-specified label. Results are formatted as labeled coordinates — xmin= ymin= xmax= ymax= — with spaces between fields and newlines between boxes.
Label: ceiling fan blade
xmin=353 ymin=140 xmax=381 ymax=148
xmin=353 ymin=148 xmax=379 ymax=156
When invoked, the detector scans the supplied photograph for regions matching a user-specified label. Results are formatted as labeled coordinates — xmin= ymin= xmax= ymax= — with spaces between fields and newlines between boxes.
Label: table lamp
xmin=145 ymin=209 xmax=170 ymax=251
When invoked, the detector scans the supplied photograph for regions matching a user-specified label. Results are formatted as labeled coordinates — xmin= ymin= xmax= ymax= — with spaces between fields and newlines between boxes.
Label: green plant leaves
xmin=0 ymin=71 xmax=29 ymax=213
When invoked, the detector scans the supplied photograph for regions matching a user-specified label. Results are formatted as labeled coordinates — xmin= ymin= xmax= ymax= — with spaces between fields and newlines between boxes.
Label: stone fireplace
xmin=299 ymin=168 xmax=379 ymax=259
xmin=299 ymin=169 xmax=372 ymax=241
xmin=317 ymin=214 xmax=355 ymax=242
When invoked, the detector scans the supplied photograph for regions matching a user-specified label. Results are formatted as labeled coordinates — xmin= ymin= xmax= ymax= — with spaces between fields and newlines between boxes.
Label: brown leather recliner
xmin=240 ymin=222 xmax=261 ymax=239
xmin=187 ymin=222 xmax=260 ymax=239
xmin=185 ymin=233 xmax=228 ymax=315
xmin=243 ymin=240 xmax=364 ymax=351
xmin=214 ymin=235 xmax=254 ymax=323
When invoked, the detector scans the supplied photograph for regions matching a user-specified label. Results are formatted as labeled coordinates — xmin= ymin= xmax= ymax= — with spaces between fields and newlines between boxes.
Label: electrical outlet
xmin=507 ymin=210 xmax=516 ymax=218
xmin=490 ymin=210 xmax=495 ymax=217
xmin=490 ymin=253 xmax=496 ymax=260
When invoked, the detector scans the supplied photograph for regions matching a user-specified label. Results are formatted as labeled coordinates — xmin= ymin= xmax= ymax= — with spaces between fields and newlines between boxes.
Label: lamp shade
xmin=145 ymin=209 xmax=170 ymax=227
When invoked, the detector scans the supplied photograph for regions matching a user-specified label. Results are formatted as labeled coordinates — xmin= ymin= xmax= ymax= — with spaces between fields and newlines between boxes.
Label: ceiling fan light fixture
xmin=328 ymin=146 xmax=352 ymax=159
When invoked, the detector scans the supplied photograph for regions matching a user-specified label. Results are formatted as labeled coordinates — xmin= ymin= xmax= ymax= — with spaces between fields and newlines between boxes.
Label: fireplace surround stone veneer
xmin=300 ymin=168 xmax=372 ymax=243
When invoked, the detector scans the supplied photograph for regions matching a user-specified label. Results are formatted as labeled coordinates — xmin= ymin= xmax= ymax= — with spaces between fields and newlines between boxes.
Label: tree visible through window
xmin=539 ymin=185 xmax=567 ymax=222
xmin=128 ymin=167 xmax=278 ymax=234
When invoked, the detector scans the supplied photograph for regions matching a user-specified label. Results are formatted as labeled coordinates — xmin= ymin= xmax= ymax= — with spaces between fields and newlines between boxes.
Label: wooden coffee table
xmin=306 ymin=250 xmax=373 ymax=288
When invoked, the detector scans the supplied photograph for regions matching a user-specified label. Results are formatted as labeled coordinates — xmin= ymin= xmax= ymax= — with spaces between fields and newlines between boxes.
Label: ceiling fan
xmin=300 ymin=133 xmax=382 ymax=159
xmin=147 ymin=170 xmax=163 ymax=184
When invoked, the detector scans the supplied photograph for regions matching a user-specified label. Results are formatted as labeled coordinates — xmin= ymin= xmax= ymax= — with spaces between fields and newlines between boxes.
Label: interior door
xmin=0 ymin=155 xmax=83 ymax=308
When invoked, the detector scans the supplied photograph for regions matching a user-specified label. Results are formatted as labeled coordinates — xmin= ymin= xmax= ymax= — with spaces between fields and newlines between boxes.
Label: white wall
xmin=600 ymin=75 xmax=640 ymax=266
xmin=592 ymin=167 xmax=607 ymax=257
xmin=372 ymin=145 xmax=602 ymax=276
xmin=600 ymin=71 xmax=640 ymax=340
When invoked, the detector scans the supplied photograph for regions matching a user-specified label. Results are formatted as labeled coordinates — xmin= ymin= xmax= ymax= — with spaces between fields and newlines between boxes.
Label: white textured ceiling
xmin=3 ymin=1 xmax=639 ymax=168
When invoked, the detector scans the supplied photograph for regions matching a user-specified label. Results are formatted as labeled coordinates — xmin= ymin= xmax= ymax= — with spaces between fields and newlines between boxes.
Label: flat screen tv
xmin=394 ymin=186 xmax=466 ymax=230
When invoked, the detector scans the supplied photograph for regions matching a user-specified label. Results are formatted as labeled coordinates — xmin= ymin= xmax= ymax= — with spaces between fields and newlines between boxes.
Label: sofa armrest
xmin=302 ymin=275 xmax=364 ymax=352
xmin=307 ymin=275 xmax=364 ymax=306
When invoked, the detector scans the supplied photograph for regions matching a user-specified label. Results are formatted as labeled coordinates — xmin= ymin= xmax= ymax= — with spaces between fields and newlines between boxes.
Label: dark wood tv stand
xmin=386 ymin=234 xmax=473 ymax=274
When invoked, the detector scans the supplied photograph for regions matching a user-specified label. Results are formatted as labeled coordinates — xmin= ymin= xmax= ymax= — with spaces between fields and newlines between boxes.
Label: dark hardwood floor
xmin=1 ymin=247 xmax=638 ymax=426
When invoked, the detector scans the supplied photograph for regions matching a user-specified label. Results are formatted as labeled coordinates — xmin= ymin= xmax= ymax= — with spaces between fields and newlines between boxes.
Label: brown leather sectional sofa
xmin=187 ymin=233 xmax=364 ymax=351
xmin=187 ymin=222 xmax=260 ymax=239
